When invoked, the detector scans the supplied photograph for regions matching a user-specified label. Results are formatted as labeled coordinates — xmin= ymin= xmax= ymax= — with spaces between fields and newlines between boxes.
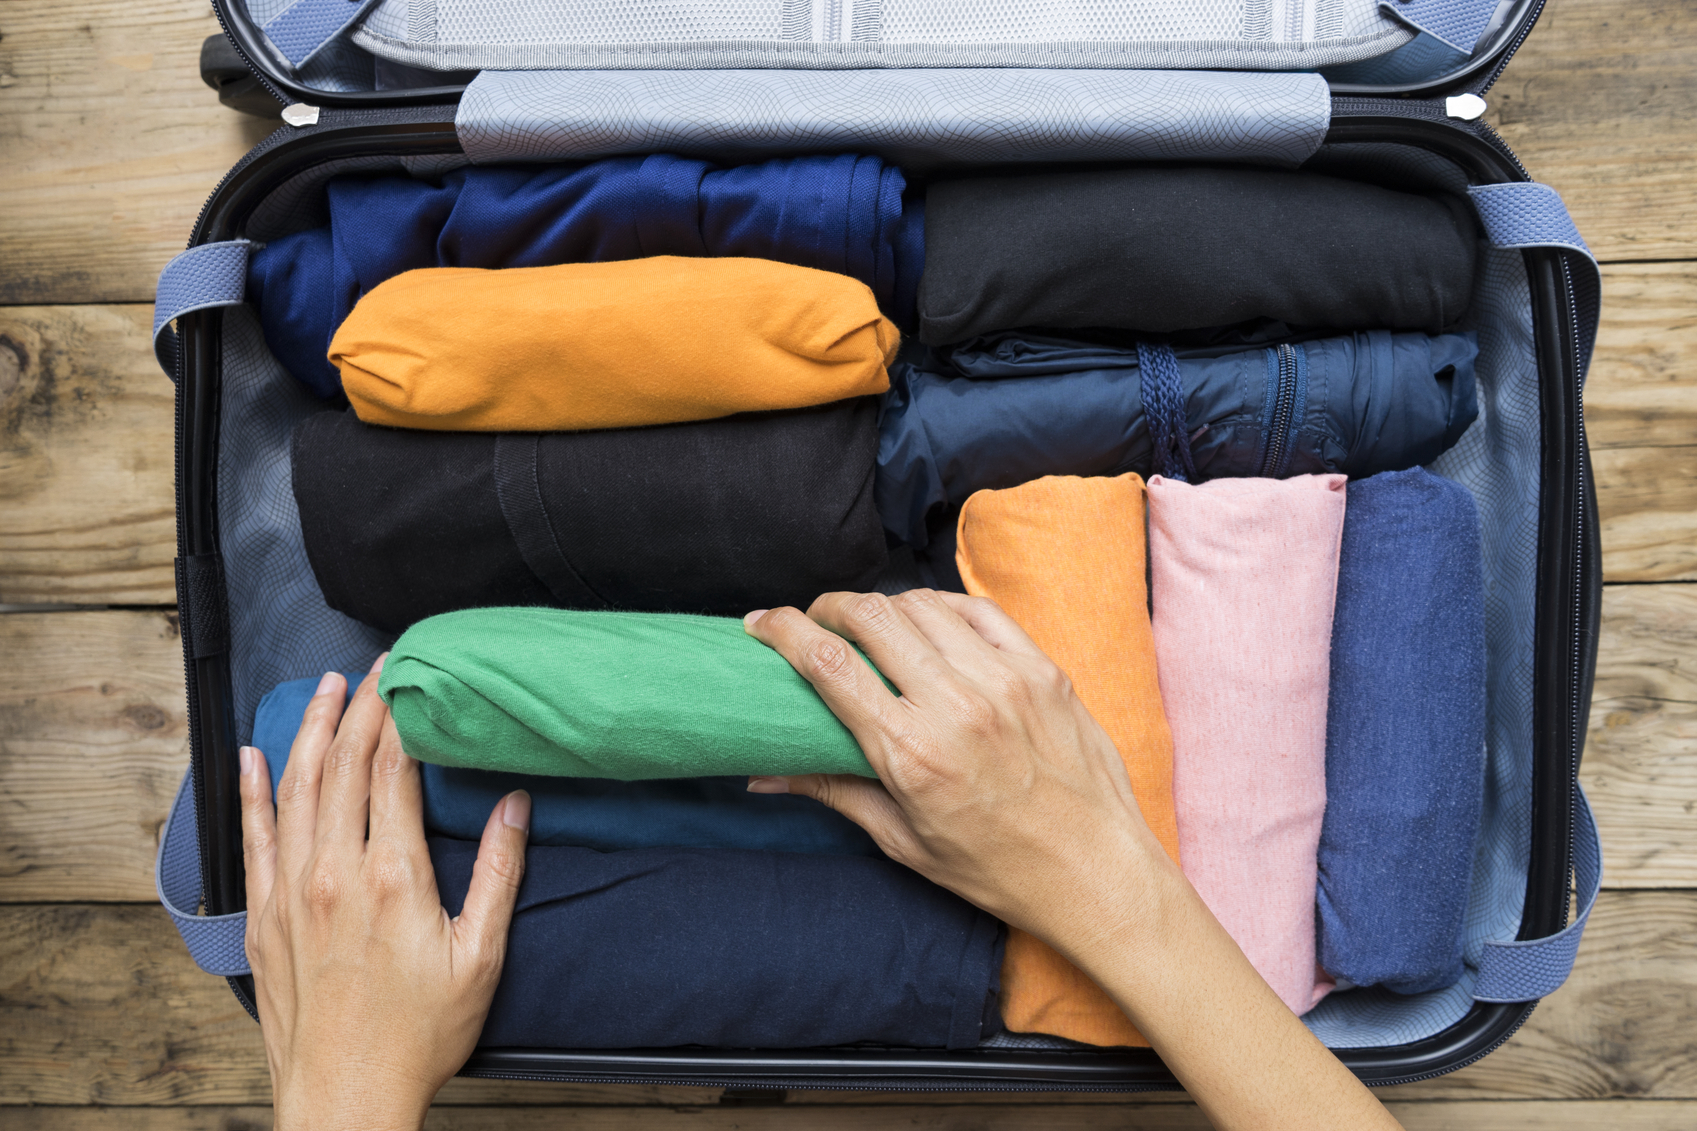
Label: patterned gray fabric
xmin=352 ymin=0 xmax=1410 ymax=71
xmin=218 ymin=305 xmax=393 ymax=743
xmin=456 ymin=68 xmax=1332 ymax=168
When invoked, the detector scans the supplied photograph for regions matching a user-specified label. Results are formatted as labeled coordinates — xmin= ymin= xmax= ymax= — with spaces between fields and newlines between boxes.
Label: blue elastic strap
xmin=1137 ymin=342 xmax=1196 ymax=483
xmin=1468 ymin=181 xmax=1600 ymax=386
xmin=262 ymin=0 xmax=384 ymax=69
xmin=1473 ymin=787 xmax=1601 ymax=1002
xmin=157 ymin=768 xmax=251 ymax=977
xmin=154 ymin=240 xmax=251 ymax=380
xmin=1381 ymin=0 xmax=1505 ymax=54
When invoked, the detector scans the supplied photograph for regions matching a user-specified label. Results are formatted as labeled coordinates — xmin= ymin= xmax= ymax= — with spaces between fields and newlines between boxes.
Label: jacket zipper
xmin=1260 ymin=343 xmax=1301 ymax=477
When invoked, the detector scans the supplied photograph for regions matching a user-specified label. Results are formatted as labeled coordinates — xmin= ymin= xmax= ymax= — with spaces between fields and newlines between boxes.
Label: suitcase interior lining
xmin=211 ymin=141 xmax=1543 ymax=1053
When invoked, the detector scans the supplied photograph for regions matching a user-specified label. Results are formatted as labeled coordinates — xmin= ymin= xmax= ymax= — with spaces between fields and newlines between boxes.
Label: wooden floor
xmin=2 ymin=0 xmax=1693 ymax=1126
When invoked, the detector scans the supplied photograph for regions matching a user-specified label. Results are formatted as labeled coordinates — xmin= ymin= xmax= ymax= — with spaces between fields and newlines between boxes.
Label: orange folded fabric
xmin=329 ymin=257 xmax=899 ymax=432
xmin=955 ymin=473 xmax=1178 ymax=1047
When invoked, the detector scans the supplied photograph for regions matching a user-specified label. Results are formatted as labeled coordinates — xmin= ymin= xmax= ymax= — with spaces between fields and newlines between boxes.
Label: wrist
xmin=273 ymin=1069 xmax=434 ymax=1131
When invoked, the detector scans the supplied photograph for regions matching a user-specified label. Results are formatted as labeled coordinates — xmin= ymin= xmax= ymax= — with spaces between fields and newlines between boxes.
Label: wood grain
xmin=1 ymin=893 xmax=1690 ymax=1106
xmin=6 ymin=1101 xmax=1697 ymax=1130
xmin=2 ymin=582 xmax=1692 ymax=897
xmin=1586 ymin=265 xmax=1697 ymax=582
xmin=0 ymin=611 xmax=186 ymax=901
xmin=1484 ymin=0 xmax=1697 ymax=262
xmin=0 ymin=262 xmax=1686 ymax=606
xmin=0 ymin=0 xmax=1688 ymax=304
xmin=0 ymin=0 xmax=276 ymax=304
xmin=1585 ymin=585 xmax=1697 ymax=887
xmin=0 ymin=305 xmax=178 ymax=605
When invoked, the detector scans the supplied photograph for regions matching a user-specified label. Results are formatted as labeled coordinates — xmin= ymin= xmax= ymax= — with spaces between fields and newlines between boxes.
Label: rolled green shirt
xmin=379 ymin=607 xmax=878 ymax=779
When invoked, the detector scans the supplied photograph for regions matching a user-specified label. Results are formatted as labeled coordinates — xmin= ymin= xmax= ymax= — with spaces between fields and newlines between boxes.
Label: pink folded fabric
xmin=1146 ymin=473 xmax=1346 ymax=1016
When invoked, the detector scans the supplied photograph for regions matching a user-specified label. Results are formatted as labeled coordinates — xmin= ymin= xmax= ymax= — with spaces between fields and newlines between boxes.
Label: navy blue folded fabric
xmin=1317 ymin=468 xmax=1487 ymax=995
xmin=432 ymin=837 xmax=1004 ymax=1049
xmin=248 ymin=153 xmax=923 ymax=397
xmin=254 ymin=673 xmax=879 ymax=856
xmin=876 ymin=330 xmax=1478 ymax=549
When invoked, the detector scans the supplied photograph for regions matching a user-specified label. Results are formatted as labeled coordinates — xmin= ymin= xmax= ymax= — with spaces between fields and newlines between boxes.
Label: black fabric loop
xmin=177 ymin=553 xmax=230 ymax=659
xmin=493 ymin=433 xmax=607 ymax=609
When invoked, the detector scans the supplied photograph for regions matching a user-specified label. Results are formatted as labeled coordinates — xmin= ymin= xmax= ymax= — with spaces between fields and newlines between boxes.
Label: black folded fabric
xmin=431 ymin=838 xmax=1005 ymax=1049
xmin=918 ymin=166 xmax=1478 ymax=345
xmin=292 ymin=401 xmax=887 ymax=634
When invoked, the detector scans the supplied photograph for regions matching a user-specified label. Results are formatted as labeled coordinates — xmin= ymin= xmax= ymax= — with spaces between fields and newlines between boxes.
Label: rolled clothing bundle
xmin=918 ymin=166 xmax=1477 ymax=345
xmin=380 ymin=607 xmax=881 ymax=779
xmin=1147 ymin=473 xmax=1345 ymax=1016
xmin=1319 ymin=468 xmax=1487 ymax=994
xmin=878 ymin=329 xmax=1477 ymax=549
xmin=291 ymin=399 xmax=886 ymax=634
xmin=332 ymin=258 xmax=899 ymax=432
xmin=955 ymin=474 xmax=1177 ymax=1047
xmin=432 ymin=838 xmax=1003 ymax=1048
xmin=247 ymin=153 xmax=921 ymax=397
xmin=255 ymin=673 xmax=880 ymax=856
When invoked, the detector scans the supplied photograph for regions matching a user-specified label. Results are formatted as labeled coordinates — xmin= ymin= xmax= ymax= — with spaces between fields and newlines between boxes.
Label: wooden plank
xmin=0 ymin=306 xmax=178 ymax=605
xmin=1584 ymin=585 xmax=1697 ymax=887
xmin=0 ymin=262 xmax=1681 ymax=606
xmin=0 ymin=0 xmax=277 ymax=305
xmin=1 ymin=892 xmax=1690 ymax=1106
xmin=7 ymin=1101 xmax=1697 ymax=1130
xmin=0 ymin=0 xmax=1689 ymax=304
xmin=1484 ymin=0 xmax=1697 ymax=262
xmin=1588 ymin=265 xmax=1697 ymax=583
xmin=6 ymin=583 xmax=1686 ymax=903
xmin=0 ymin=611 xmax=186 ymax=901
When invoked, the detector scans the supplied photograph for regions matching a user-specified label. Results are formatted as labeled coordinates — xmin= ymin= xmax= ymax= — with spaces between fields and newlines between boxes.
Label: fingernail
xmin=746 ymin=776 xmax=790 ymax=795
xmin=239 ymin=746 xmax=257 ymax=776
xmin=314 ymin=671 xmax=339 ymax=697
xmin=370 ymin=651 xmax=388 ymax=674
xmin=503 ymin=790 xmax=532 ymax=831
xmin=743 ymin=609 xmax=769 ymax=631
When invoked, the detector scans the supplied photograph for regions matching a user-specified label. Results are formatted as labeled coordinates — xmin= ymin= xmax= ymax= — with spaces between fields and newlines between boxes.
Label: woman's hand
xmin=745 ymin=591 xmax=1402 ymax=1131
xmin=239 ymin=657 xmax=531 ymax=1131
xmin=745 ymin=588 xmax=1172 ymax=952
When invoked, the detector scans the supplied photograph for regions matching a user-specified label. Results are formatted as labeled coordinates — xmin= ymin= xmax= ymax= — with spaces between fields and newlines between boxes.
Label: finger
xmin=367 ymin=713 xmax=425 ymax=849
xmin=753 ymin=773 xmax=926 ymax=866
xmin=803 ymin=590 xmax=962 ymax=704
xmin=275 ymin=670 xmax=349 ymax=874
xmin=891 ymin=588 xmax=1027 ymax=678
xmin=931 ymin=591 xmax=1051 ymax=660
xmin=454 ymin=791 xmax=530 ymax=976
xmin=239 ymin=745 xmax=279 ymax=917
xmin=316 ymin=654 xmax=390 ymax=850
xmin=744 ymin=606 xmax=909 ymax=777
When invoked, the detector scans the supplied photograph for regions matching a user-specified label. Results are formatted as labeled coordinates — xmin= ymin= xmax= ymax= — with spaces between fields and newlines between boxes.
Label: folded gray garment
xmin=919 ymin=166 xmax=1479 ymax=344
xmin=454 ymin=70 xmax=1333 ymax=169
xmin=876 ymin=329 xmax=1480 ymax=549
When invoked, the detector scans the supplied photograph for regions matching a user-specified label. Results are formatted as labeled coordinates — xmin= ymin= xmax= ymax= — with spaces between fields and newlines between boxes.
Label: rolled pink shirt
xmin=1147 ymin=473 xmax=1346 ymax=1015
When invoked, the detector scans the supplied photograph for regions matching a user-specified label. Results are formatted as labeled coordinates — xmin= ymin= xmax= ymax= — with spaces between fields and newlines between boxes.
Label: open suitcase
xmin=155 ymin=0 xmax=1604 ymax=1093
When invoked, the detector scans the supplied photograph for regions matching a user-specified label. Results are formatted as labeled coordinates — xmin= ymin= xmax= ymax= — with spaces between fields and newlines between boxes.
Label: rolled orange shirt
xmin=330 ymin=256 xmax=898 ymax=432
xmin=956 ymin=473 xmax=1179 ymax=1047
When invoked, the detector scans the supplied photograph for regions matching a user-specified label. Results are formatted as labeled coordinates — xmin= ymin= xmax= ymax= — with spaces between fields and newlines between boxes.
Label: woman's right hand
xmin=744 ymin=589 xmax=1176 ymax=955
xmin=744 ymin=590 xmax=1402 ymax=1131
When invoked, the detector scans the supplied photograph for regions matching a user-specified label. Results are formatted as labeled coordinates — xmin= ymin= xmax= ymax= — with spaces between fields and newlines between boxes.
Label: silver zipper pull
xmin=281 ymin=103 xmax=321 ymax=127
xmin=1445 ymin=94 xmax=1487 ymax=121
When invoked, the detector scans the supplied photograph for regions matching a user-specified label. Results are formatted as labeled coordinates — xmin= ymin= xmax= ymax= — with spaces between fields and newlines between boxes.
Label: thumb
xmin=749 ymin=774 xmax=922 ymax=864
xmin=453 ymin=790 xmax=530 ymax=979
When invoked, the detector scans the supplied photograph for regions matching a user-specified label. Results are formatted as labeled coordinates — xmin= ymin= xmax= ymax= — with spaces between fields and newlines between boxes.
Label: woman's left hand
xmin=239 ymin=657 xmax=531 ymax=1131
